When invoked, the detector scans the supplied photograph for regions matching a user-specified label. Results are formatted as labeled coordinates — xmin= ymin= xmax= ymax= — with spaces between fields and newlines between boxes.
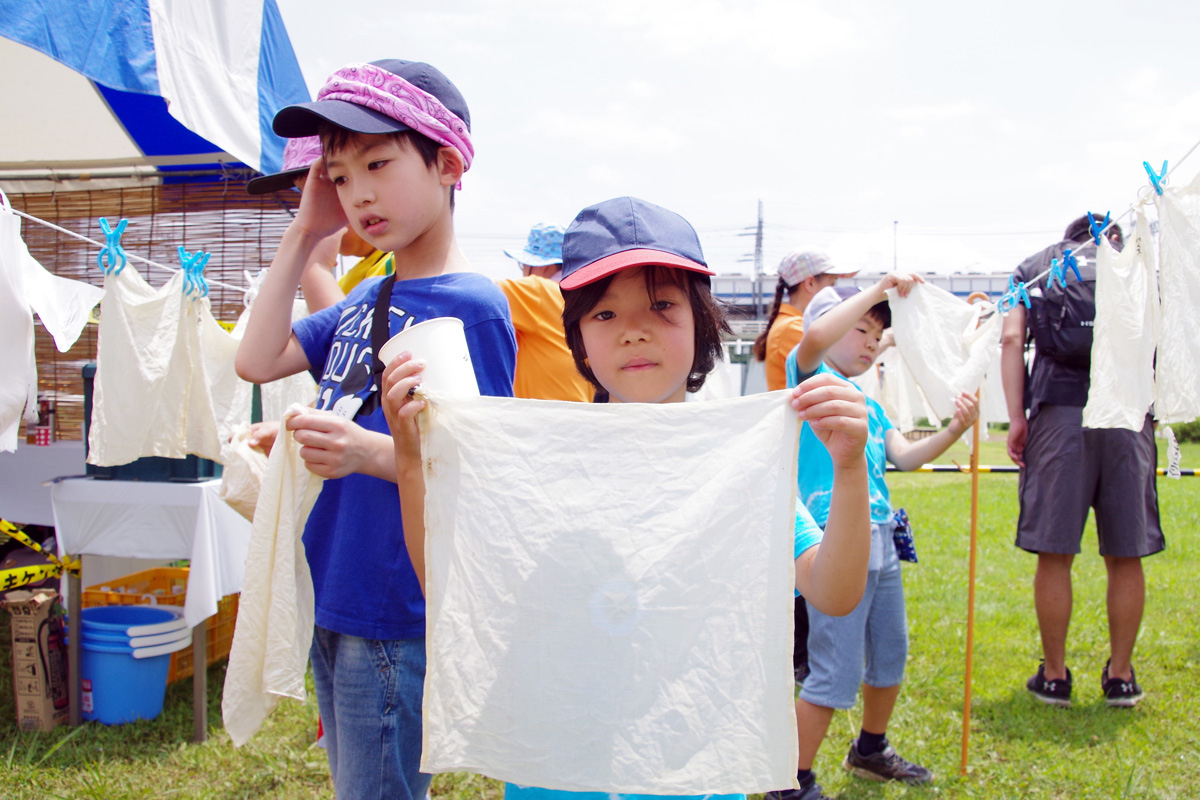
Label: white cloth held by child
xmin=222 ymin=404 xmax=323 ymax=747
xmin=418 ymin=392 xmax=801 ymax=794
xmin=218 ymin=423 xmax=270 ymax=521
xmin=887 ymin=282 xmax=1000 ymax=421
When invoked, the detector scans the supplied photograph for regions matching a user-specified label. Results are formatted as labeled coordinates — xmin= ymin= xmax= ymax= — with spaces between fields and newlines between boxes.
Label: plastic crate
xmin=82 ymin=567 xmax=239 ymax=684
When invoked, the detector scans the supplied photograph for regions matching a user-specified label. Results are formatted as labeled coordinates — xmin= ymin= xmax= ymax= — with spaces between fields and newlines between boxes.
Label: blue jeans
xmin=310 ymin=626 xmax=431 ymax=800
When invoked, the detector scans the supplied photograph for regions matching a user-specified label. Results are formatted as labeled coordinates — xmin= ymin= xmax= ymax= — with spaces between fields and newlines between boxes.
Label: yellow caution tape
xmin=0 ymin=563 xmax=62 ymax=592
xmin=0 ymin=519 xmax=81 ymax=585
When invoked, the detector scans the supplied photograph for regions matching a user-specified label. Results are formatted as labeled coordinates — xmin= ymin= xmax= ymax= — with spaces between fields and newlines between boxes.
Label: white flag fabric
xmin=888 ymin=283 xmax=1001 ymax=421
xmin=1083 ymin=212 xmax=1158 ymax=430
xmin=419 ymin=391 xmax=801 ymax=794
xmin=1155 ymin=173 xmax=1200 ymax=424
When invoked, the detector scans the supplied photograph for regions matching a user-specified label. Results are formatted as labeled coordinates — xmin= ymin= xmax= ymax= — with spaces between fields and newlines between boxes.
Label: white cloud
xmin=585 ymin=164 xmax=625 ymax=185
xmin=548 ymin=0 xmax=874 ymax=68
xmin=529 ymin=109 xmax=685 ymax=153
xmin=887 ymin=101 xmax=982 ymax=123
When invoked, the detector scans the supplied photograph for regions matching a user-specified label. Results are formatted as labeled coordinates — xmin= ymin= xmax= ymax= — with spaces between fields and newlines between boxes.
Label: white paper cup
xmin=378 ymin=317 xmax=480 ymax=397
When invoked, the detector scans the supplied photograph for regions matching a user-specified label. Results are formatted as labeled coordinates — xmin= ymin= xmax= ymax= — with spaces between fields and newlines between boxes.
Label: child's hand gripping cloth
xmin=887 ymin=283 xmax=1001 ymax=421
xmin=1154 ymin=172 xmax=1200 ymax=424
xmin=88 ymin=268 xmax=251 ymax=466
xmin=0 ymin=207 xmax=103 ymax=451
xmin=1083 ymin=210 xmax=1158 ymax=430
xmin=222 ymin=404 xmax=323 ymax=747
xmin=419 ymin=391 xmax=801 ymax=794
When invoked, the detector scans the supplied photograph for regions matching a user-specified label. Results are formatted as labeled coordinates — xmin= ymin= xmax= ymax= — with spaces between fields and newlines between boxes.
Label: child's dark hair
xmin=562 ymin=266 xmax=732 ymax=395
xmin=317 ymin=121 xmax=455 ymax=209
xmin=867 ymin=300 xmax=891 ymax=330
xmin=752 ymin=276 xmax=799 ymax=362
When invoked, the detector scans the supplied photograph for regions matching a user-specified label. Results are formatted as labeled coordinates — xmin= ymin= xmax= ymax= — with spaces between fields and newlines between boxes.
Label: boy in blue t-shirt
xmin=236 ymin=59 xmax=515 ymax=799
xmin=776 ymin=278 xmax=978 ymax=800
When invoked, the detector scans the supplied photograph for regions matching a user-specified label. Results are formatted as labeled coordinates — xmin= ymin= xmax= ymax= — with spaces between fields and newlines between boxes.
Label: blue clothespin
xmin=1061 ymin=249 xmax=1082 ymax=283
xmin=178 ymin=246 xmax=211 ymax=298
xmin=1049 ymin=257 xmax=1066 ymax=288
xmin=1144 ymin=160 xmax=1167 ymax=195
xmin=97 ymin=217 xmax=129 ymax=275
xmin=1088 ymin=211 xmax=1110 ymax=245
xmin=998 ymin=277 xmax=1031 ymax=313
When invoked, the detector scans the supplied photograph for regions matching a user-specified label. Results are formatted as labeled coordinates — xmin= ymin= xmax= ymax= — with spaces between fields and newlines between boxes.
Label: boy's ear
xmin=436 ymin=147 xmax=465 ymax=187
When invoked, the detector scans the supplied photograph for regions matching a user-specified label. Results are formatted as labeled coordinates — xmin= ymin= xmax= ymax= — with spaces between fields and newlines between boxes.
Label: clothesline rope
xmin=2 ymin=204 xmax=248 ymax=293
xmin=1000 ymin=134 xmax=1200 ymax=303
xmin=7 ymin=128 xmax=1200 ymax=301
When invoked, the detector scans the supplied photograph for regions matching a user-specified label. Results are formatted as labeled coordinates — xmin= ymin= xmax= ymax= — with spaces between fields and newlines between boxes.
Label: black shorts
xmin=1016 ymin=404 xmax=1165 ymax=558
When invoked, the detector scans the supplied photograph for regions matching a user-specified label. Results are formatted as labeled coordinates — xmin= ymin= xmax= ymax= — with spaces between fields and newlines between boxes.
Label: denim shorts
xmin=799 ymin=556 xmax=908 ymax=710
xmin=310 ymin=625 xmax=431 ymax=800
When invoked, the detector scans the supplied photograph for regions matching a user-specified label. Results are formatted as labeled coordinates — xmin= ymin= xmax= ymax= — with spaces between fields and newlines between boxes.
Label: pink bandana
xmin=318 ymin=63 xmax=474 ymax=176
xmin=281 ymin=135 xmax=323 ymax=173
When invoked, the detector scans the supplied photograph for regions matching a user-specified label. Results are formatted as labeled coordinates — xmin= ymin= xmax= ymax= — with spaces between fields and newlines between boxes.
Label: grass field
xmin=1 ymin=437 xmax=1196 ymax=799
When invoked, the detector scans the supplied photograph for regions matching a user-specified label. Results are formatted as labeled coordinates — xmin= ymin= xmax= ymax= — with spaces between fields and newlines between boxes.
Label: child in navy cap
xmin=235 ymin=59 xmax=515 ymax=799
xmin=384 ymin=197 xmax=873 ymax=800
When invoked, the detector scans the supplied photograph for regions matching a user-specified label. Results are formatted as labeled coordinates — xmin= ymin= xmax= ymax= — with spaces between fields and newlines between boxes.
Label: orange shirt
xmin=765 ymin=303 xmax=805 ymax=391
xmin=496 ymin=275 xmax=593 ymax=402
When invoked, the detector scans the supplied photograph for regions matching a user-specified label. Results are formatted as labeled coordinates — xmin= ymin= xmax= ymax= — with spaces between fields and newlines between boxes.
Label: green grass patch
xmin=1 ymin=456 xmax=1197 ymax=798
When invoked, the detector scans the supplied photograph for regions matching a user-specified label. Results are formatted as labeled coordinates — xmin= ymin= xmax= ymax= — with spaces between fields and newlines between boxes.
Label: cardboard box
xmin=2 ymin=589 xmax=69 ymax=732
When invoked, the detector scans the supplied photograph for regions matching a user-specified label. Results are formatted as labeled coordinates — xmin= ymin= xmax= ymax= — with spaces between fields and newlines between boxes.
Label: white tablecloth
xmin=52 ymin=478 xmax=251 ymax=627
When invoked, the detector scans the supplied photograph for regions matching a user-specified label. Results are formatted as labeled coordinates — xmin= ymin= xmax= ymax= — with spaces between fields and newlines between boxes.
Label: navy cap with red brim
xmin=560 ymin=197 xmax=713 ymax=290
xmin=559 ymin=248 xmax=713 ymax=290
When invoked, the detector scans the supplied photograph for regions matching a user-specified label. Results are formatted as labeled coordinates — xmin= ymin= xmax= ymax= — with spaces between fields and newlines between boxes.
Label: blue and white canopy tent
xmin=0 ymin=0 xmax=311 ymax=442
xmin=0 ymin=0 xmax=308 ymax=192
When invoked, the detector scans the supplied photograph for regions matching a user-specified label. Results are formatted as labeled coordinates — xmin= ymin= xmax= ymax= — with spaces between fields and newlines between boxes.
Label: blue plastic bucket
xmin=79 ymin=605 xmax=178 ymax=634
xmin=79 ymin=607 xmax=175 ymax=725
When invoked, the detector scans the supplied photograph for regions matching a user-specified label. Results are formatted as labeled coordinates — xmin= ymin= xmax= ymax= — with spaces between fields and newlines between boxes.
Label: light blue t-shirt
xmin=786 ymin=353 xmax=894 ymax=527
xmin=501 ymin=508 xmax=822 ymax=800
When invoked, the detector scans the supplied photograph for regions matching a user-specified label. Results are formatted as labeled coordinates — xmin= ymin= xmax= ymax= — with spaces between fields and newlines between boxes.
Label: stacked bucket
xmin=79 ymin=605 xmax=192 ymax=724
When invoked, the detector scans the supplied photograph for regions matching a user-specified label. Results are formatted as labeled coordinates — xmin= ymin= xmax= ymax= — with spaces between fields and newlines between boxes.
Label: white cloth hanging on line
xmin=0 ymin=205 xmax=103 ymax=452
xmin=1154 ymin=172 xmax=1200 ymax=424
xmin=887 ymin=283 xmax=1001 ymax=421
xmin=418 ymin=391 xmax=800 ymax=795
xmin=88 ymin=267 xmax=251 ymax=466
xmin=1083 ymin=210 xmax=1158 ymax=430
xmin=222 ymin=404 xmax=323 ymax=747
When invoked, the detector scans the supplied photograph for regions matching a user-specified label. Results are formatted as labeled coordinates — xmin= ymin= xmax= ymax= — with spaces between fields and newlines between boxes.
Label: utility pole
xmin=754 ymin=200 xmax=764 ymax=318
xmin=737 ymin=199 xmax=765 ymax=319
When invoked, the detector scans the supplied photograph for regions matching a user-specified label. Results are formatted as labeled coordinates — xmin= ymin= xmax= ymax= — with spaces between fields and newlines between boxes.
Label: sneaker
xmin=1026 ymin=663 xmax=1072 ymax=707
xmin=765 ymin=782 xmax=829 ymax=800
xmin=1101 ymin=660 xmax=1144 ymax=707
xmin=843 ymin=739 xmax=933 ymax=785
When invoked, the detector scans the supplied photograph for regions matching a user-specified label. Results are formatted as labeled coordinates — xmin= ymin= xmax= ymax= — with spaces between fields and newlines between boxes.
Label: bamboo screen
xmin=12 ymin=180 xmax=301 ymax=442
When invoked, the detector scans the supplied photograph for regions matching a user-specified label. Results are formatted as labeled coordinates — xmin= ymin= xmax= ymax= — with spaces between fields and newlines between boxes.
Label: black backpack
xmin=1027 ymin=241 xmax=1097 ymax=370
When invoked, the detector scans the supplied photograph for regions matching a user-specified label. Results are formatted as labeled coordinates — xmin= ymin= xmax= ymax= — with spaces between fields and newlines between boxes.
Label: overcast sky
xmin=276 ymin=0 xmax=1200 ymax=282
